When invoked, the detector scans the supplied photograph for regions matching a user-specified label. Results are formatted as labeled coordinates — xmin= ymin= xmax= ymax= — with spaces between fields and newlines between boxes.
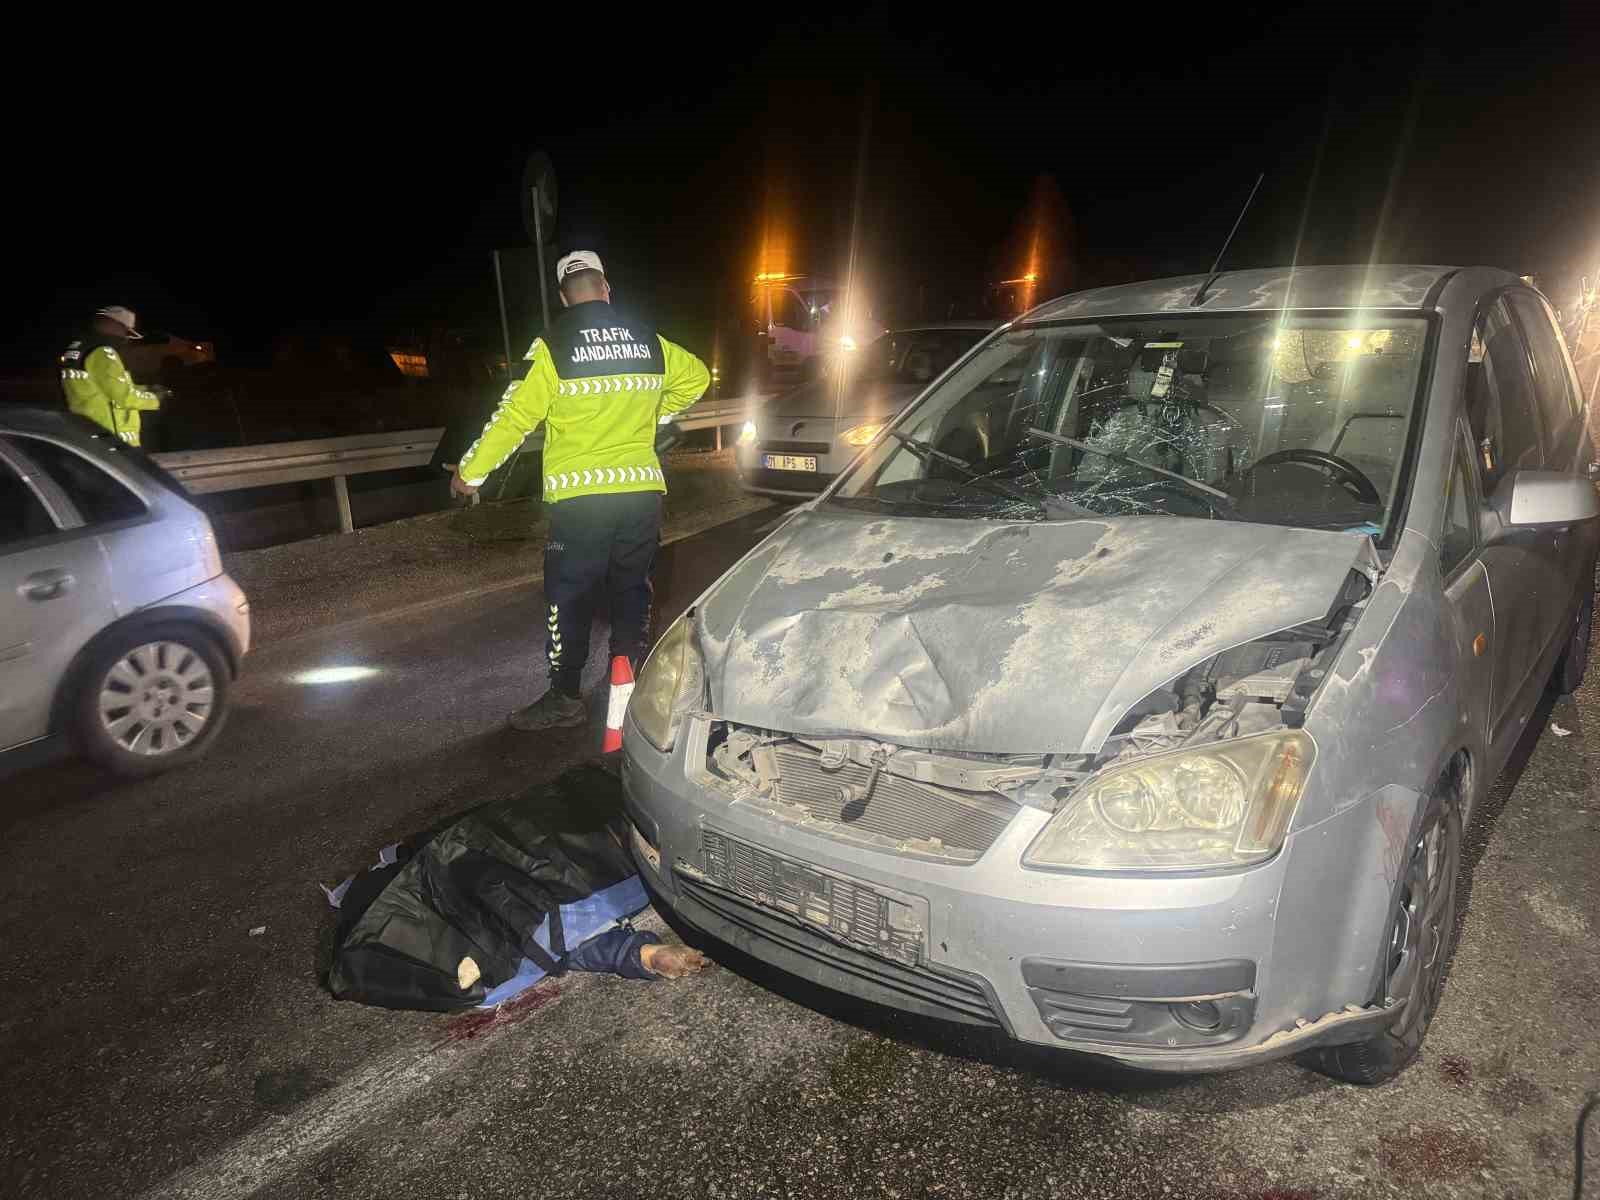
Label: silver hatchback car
xmin=1 ymin=409 xmax=250 ymax=776
xmin=623 ymin=265 xmax=1597 ymax=1083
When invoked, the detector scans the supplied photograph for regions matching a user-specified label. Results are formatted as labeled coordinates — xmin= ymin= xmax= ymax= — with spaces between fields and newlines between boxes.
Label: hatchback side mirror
xmin=1482 ymin=469 xmax=1600 ymax=544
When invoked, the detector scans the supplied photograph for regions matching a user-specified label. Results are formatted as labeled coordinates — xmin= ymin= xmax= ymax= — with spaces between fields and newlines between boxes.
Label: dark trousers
xmin=543 ymin=491 xmax=663 ymax=697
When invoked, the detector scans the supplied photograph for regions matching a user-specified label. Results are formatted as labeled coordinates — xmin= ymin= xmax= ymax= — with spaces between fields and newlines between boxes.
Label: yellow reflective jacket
xmin=59 ymin=339 xmax=160 ymax=446
xmin=458 ymin=301 xmax=709 ymax=500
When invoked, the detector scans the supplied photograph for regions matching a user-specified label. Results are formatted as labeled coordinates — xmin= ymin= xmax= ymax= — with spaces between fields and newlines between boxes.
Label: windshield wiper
xmin=885 ymin=429 xmax=1045 ymax=515
xmin=1025 ymin=428 xmax=1238 ymax=517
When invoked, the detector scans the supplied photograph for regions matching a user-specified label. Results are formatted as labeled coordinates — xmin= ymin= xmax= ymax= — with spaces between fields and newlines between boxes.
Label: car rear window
xmin=0 ymin=458 xmax=58 ymax=545
xmin=7 ymin=436 xmax=147 ymax=526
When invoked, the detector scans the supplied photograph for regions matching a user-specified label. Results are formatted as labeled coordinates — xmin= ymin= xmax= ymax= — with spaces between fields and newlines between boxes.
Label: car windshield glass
xmin=828 ymin=312 xmax=1429 ymax=534
xmin=839 ymin=329 xmax=988 ymax=387
xmin=48 ymin=415 xmax=192 ymax=499
xmin=799 ymin=289 xmax=836 ymax=317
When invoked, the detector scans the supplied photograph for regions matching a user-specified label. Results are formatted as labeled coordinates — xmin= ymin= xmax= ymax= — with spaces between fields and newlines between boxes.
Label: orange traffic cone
xmin=602 ymin=655 xmax=635 ymax=753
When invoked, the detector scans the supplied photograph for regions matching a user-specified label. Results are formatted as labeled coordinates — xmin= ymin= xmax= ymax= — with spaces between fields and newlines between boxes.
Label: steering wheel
xmin=1242 ymin=448 xmax=1380 ymax=504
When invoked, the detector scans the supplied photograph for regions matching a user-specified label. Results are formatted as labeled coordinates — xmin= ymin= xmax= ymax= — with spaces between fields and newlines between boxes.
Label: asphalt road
xmin=2 ymin=507 xmax=1597 ymax=1200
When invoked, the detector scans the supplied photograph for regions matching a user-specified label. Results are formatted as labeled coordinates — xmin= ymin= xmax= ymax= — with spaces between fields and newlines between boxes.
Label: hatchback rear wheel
xmin=70 ymin=624 xmax=232 ymax=777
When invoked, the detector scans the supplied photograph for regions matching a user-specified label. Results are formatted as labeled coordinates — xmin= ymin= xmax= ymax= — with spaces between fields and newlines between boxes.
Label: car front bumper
xmin=622 ymin=715 xmax=1404 ymax=1074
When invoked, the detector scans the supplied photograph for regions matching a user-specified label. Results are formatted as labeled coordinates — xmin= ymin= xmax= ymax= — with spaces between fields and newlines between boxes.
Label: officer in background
xmin=59 ymin=306 xmax=163 ymax=446
xmin=451 ymin=251 xmax=710 ymax=731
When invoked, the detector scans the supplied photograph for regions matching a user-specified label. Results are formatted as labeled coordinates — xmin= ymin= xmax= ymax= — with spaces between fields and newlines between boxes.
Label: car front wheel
xmin=1303 ymin=773 xmax=1463 ymax=1085
xmin=70 ymin=624 xmax=232 ymax=777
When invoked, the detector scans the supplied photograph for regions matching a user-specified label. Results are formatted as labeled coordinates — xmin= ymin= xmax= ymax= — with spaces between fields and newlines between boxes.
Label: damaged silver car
xmin=622 ymin=265 xmax=1599 ymax=1082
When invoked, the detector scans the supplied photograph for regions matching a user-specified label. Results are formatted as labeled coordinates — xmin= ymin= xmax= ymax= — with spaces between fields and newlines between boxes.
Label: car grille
xmin=766 ymin=742 xmax=1018 ymax=862
xmin=759 ymin=439 xmax=832 ymax=455
xmin=700 ymin=828 xmax=923 ymax=965
xmin=674 ymin=868 xmax=1006 ymax=1029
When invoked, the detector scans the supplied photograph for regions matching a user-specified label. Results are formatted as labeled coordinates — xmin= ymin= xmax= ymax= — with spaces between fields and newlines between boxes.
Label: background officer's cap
xmin=95 ymin=306 xmax=143 ymax=338
xmin=555 ymin=251 xmax=604 ymax=282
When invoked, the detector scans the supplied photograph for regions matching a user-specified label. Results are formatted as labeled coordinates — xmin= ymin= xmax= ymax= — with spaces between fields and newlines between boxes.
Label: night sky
xmin=8 ymin=2 xmax=1597 ymax=370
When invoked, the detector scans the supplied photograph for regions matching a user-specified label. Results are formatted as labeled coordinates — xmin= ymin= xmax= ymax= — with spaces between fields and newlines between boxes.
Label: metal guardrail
xmin=670 ymin=400 xmax=747 ymax=431
xmin=154 ymin=429 xmax=444 ymax=533
xmin=149 ymin=398 xmax=751 ymax=534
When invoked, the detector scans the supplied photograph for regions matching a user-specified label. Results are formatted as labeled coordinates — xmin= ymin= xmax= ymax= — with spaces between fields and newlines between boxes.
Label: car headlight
xmin=628 ymin=614 xmax=706 ymax=753
xmin=840 ymin=421 xmax=884 ymax=447
xmin=1023 ymin=731 xmax=1314 ymax=872
xmin=737 ymin=420 xmax=758 ymax=447
xmin=837 ymin=334 xmax=858 ymax=352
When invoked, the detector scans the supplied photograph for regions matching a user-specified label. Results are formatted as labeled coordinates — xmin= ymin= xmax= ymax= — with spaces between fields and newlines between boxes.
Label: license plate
xmin=699 ymin=828 xmax=926 ymax=966
xmin=763 ymin=454 xmax=817 ymax=472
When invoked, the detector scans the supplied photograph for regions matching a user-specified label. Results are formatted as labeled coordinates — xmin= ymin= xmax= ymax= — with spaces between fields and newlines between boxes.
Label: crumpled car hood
xmin=696 ymin=509 xmax=1375 ymax=755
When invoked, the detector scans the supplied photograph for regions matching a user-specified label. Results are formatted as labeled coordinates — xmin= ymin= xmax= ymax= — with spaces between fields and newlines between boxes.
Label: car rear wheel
xmin=70 ymin=624 xmax=232 ymax=777
xmin=1303 ymin=773 xmax=1462 ymax=1085
xmin=1550 ymin=577 xmax=1594 ymax=696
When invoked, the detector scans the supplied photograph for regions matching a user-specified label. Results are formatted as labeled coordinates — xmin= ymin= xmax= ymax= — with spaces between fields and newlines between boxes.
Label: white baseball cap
xmin=95 ymin=305 xmax=143 ymax=338
xmin=555 ymin=250 xmax=604 ymax=282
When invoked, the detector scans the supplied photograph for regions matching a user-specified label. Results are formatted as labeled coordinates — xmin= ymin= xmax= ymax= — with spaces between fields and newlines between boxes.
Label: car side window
xmin=0 ymin=457 xmax=61 ymax=547
xmin=1466 ymin=298 xmax=1543 ymax=492
xmin=8 ymin=436 xmax=146 ymax=526
xmin=1439 ymin=426 xmax=1478 ymax=577
xmin=1508 ymin=291 xmax=1579 ymax=459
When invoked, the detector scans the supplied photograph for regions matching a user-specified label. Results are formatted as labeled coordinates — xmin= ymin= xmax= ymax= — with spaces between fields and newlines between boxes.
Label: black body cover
xmin=328 ymin=764 xmax=636 ymax=1011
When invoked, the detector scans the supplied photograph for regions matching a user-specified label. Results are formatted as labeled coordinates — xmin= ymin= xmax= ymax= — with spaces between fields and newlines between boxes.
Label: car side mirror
xmin=1482 ymin=469 xmax=1600 ymax=545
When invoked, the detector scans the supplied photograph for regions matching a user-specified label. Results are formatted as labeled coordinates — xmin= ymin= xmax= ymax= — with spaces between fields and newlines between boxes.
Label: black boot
xmin=507 ymin=689 xmax=587 ymax=732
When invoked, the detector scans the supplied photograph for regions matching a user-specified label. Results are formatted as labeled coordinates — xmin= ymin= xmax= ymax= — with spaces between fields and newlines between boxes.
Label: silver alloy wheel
xmin=97 ymin=641 xmax=216 ymax=757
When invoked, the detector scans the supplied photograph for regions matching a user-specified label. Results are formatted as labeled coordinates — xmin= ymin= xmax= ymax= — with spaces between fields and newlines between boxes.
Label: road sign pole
xmin=492 ymin=250 xmax=514 ymax=385
xmin=533 ymin=187 xmax=552 ymax=333
xmin=492 ymin=248 xmax=524 ymax=500
xmin=499 ymin=154 xmax=558 ymax=502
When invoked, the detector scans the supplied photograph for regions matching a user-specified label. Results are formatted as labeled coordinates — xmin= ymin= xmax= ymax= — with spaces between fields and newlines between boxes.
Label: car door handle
xmin=20 ymin=569 xmax=76 ymax=601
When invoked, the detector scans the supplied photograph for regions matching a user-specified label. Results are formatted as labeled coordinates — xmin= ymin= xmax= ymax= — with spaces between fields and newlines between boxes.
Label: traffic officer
xmin=59 ymin=306 xmax=162 ymax=446
xmin=451 ymin=251 xmax=710 ymax=731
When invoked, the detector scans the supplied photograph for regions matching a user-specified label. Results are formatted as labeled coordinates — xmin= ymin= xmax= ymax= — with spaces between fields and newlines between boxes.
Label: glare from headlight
xmin=294 ymin=666 xmax=379 ymax=686
xmin=628 ymin=614 xmax=705 ymax=753
xmin=737 ymin=421 xmax=757 ymax=447
xmin=1023 ymin=731 xmax=1313 ymax=871
xmin=840 ymin=422 xmax=884 ymax=447
xmin=837 ymin=334 xmax=858 ymax=352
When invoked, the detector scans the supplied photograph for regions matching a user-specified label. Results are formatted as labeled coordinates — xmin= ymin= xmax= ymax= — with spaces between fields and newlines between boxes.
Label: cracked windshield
xmin=834 ymin=314 xmax=1429 ymax=534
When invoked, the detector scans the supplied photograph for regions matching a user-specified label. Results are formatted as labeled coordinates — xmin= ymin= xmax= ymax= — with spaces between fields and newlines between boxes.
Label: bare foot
xmin=639 ymin=942 xmax=709 ymax=980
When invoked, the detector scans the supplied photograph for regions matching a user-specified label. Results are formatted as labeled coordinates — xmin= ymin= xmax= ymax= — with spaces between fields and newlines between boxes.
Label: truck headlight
xmin=840 ymin=421 xmax=884 ymax=447
xmin=628 ymin=614 xmax=706 ymax=753
xmin=1023 ymin=731 xmax=1314 ymax=872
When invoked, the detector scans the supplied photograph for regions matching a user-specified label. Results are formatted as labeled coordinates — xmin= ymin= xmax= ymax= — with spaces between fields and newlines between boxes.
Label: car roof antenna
xmin=1192 ymin=172 xmax=1265 ymax=307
